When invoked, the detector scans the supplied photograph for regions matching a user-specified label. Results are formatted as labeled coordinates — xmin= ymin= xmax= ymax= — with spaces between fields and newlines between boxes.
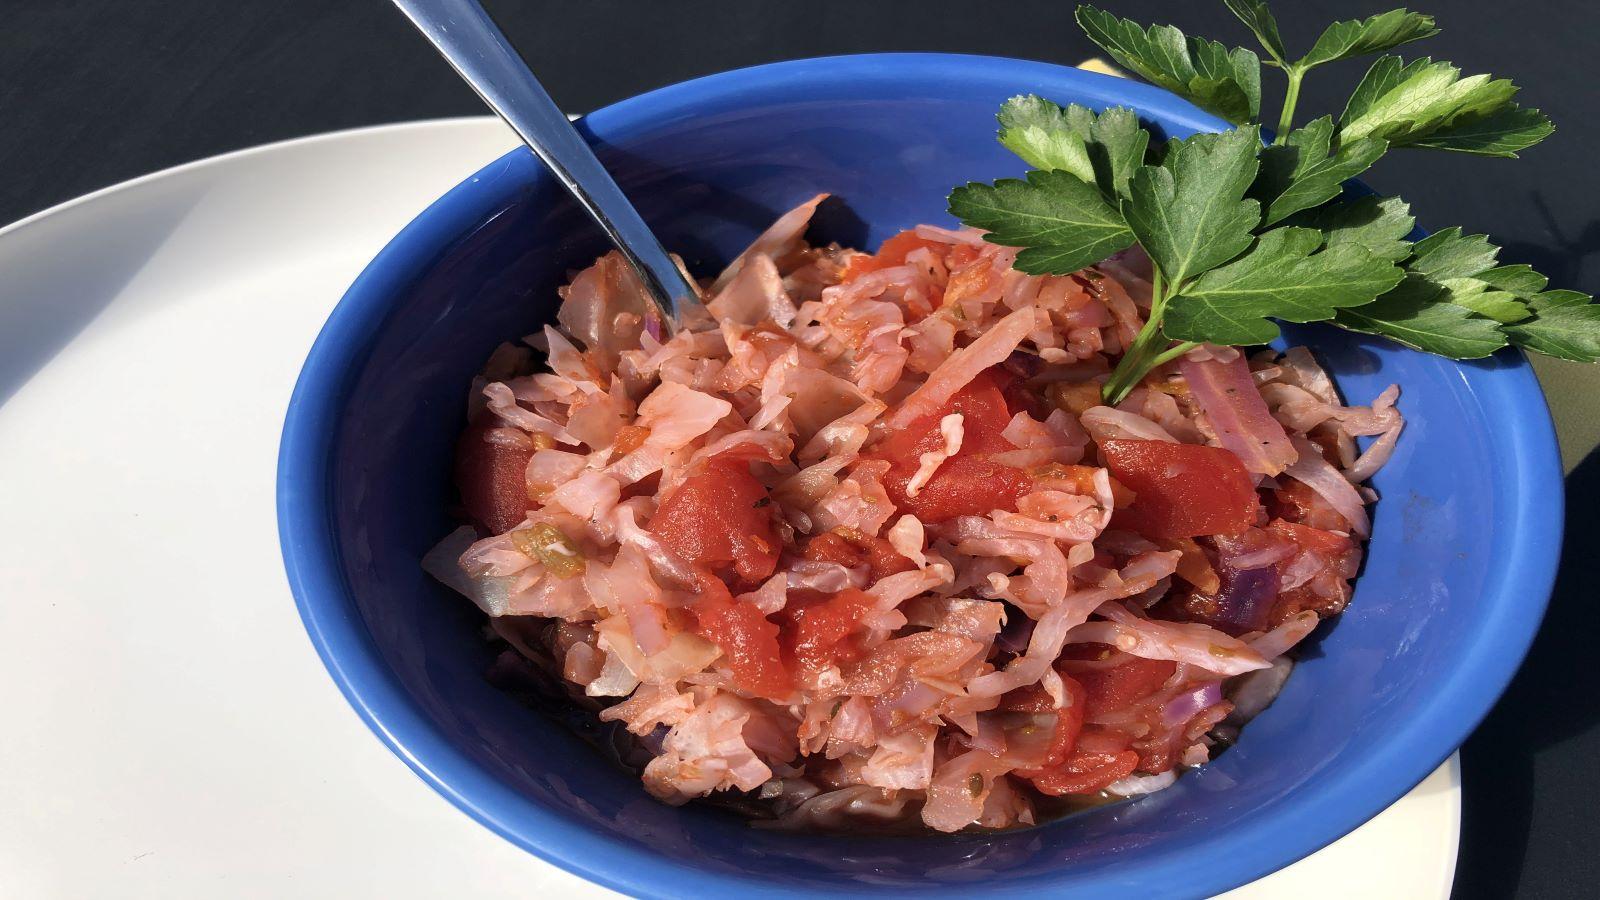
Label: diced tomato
xmin=689 ymin=571 xmax=791 ymax=699
xmin=861 ymin=536 xmax=916 ymax=579
xmin=1267 ymin=478 xmax=1352 ymax=533
xmin=879 ymin=369 xmax=1015 ymax=460
xmin=1013 ymin=676 xmax=1087 ymax=779
xmin=650 ymin=454 xmax=778 ymax=585
xmin=945 ymin=242 xmax=981 ymax=271
xmin=876 ymin=369 xmax=1033 ymax=523
xmin=1265 ymin=519 xmax=1359 ymax=625
xmin=455 ymin=422 xmax=535 ymax=535
xmin=1075 ymin=657 xmax=1177 ymax=718
xmin=839 ymin=230 xmax=943 ymax=282
xmin=802 ymin=529 xmax=915 ymax=580
xmin=884 ymin=455 xmax=1033 ymax=524
xmin=802 ymin=532 xmax=862 ymax=568
xmin=1268 ymin=519 xmax=1355 ymax=557
xmin=1101 ymin=439 xmax=1258 ymax=539
xmin=784 ymin=588 xmax=878 ymax=671
xmin=1028 ymin=726 xmax=1141 ymax=795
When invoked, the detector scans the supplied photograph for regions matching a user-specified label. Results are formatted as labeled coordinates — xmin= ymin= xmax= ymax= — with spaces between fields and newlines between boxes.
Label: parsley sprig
xmin=946 ymin=1 xmax=1595 ymax=404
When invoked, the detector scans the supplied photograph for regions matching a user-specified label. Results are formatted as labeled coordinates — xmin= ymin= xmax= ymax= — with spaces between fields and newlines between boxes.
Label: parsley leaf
xmin=947 ymin=170 xmax=1135 ymax=275
xmin=1292 ymin=194 xmax=1416 ymax=262
xmin=1164 ymin=226 xmax=1404 ymax=344
xmin=1337 ymin=224 xmax=1582 ymax=341
xmin=1075 ymin=5 xmax=1261 ymax=124
xmin=1503 ymin=302 xmax=1600 ymax=362
xmin=1299 ymin=9 xmax=1439 ymax=69
xmin=1528 ymin=290 xmax=1590 ymax=310
xmin=1334 ymin=274 xmax=1509 ymax=358
xmin=1223 ymin=0 xmax=1287 ymax=66
xmin=1405 ymin=227 xmax=1501 ymax=280
xmin=1474 ymin=264 xmax=1548 ymax=296
xmin=997 ymin=3 xmax=1600 ymax=393
xmin=1080 ymin=106 xmax=1152 ymax=198
xmin=996 ymin=96 xmax=1149 ymax=198
xmin=1122 ymin=126 xmax=1262 ymax=287
xmin=996 ymin=96 xmax=1095 ymax=181
xmin=1338 ymin=226 xmax=1533 ymax=336
xmin=1251 ymin=117 xmax=1388 ymax=225
xmin=1340 ymin=56 xmax=1553 ymax=157
xmin=1407 ymin=105 xmax=1555 ymax=157
xmin=1437 ymin=278 xmax=1530 ymax=323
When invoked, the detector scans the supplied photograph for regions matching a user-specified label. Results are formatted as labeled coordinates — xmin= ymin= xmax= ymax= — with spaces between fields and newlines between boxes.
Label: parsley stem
xmin=1149 ymin=341 xmax=1199 ymax=368
xmin=1274 ymin=67 xmax=1305 ymax=145
xmin=1102 ymin=275 xmax=1174 ymax=406
xmin=1102 ymin=319 xmax=1165 ymax=405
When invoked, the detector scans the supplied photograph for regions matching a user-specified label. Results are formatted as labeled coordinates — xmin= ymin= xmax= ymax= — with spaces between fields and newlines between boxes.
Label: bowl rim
xmin=277 ymin=51 xmax=1564 ymax=899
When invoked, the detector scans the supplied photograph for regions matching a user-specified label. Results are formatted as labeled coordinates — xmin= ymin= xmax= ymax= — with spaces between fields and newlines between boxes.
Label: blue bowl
xmin=277 ymin=54 xmax=1563 ymax=898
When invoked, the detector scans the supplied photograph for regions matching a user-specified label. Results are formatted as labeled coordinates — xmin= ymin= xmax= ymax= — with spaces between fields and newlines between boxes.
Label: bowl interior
xmin=278 ymin=55 xmax=1562 ymax=898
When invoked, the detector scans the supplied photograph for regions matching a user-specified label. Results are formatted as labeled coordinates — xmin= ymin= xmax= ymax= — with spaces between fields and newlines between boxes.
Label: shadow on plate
xmin=0 ymin=188 xmax=200 ymax=406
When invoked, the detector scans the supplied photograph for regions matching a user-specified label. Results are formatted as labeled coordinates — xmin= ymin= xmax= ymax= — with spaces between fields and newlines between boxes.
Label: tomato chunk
xmin=784 ymin=588 xmax=877 ymax=671
xmin=1268 ymin=519 xmax=1356 ymax=556
xmin=858 ymin=533 xmax=916 ymax=579
xmin=1265 ymin=519 xmax=1360 ymax=625
xmin=1013 ymin=676 xmax=1087 ymax=779
xmin=1101 ymin=439 xmax=1257 ymax=539
xmin=884 ymin=455 xmax=1033 ymax=524
xmin=877 ymin=369 xmax=1033 ymax=523
xmin=879 ymin=368 xmax=1017 ymax=458
xmin=651 ymin=454 xmax=778 ymax=584
xmin=803 ymin=529 xmax=916 ymax=580
xmin=1028 ymin=726 xmax=1141 ymax=795
xmin=1267 ymin=478 xmax=1351 ymax=533
xmin=1075 ymin=657 xmax=1177 ymax=718
xmin=455 ymin=422 xmax=534 ymax=535
xmin=802 ymin=532 xmax=862 ymax=569
xmin=1031 ymin=748 xmax=1141 ymax=795
xmin=840 ymin=230 xmax=943 ymax=282
xmin=689 ymin=571 xmax=791 ymax=699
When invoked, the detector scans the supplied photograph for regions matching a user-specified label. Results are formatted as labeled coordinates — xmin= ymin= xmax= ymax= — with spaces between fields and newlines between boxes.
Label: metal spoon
xmin=391 ymin=0 xmax=696 ymax=331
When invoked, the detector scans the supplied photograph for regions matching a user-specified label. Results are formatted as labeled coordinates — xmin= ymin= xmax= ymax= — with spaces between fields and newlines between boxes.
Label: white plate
xmin=0 ymin=118 xmax=1458 ymax=899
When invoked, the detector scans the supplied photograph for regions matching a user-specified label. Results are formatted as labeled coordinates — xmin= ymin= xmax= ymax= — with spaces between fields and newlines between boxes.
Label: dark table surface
xmin=7 ymin=1 xmax=1596 ymax=896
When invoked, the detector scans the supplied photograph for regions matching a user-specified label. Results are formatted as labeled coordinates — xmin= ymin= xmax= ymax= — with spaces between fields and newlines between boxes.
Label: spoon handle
xmin=391 ymin=0 xmax=695 ymax=328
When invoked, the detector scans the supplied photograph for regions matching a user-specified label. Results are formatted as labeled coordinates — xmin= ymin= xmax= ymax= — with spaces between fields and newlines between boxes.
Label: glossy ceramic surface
xmin=278 ymin=55 xmax=1562 ymax=898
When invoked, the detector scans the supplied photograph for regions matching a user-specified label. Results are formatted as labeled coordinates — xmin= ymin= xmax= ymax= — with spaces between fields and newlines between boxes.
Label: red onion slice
xmin=1208 ymin=564 xmax=1281 ymax=633
xmin=1162 ymin=681 xmax=1225 ymax=726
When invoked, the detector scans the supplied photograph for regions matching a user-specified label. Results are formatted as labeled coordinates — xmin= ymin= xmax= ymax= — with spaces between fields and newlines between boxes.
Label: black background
xmin=6 ymin=1 xmax=1596 ymax=896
